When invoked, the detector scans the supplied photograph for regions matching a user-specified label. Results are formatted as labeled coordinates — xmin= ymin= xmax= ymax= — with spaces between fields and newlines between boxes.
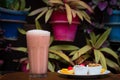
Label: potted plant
xmin=70 ymin=28 xmax=120 ymax=72
xmin=29 ymin=0 xmax=93 ymax=42
xmin=0 ymin=0 xmax=30 ymax=40
xmin=12 ymin=28 xmax=120 ymax=73
xmin=89 ymin=0 xmax=120 ymax=42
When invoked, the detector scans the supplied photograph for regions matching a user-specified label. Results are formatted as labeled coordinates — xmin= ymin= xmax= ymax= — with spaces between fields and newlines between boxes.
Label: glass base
xmin=29 ymin=73 xmax=47 ymax=78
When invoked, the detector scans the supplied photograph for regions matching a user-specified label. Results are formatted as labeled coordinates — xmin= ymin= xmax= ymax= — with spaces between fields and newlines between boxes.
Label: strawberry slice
xmin=80 ymin=64 xmax=85 ymax=66
xmin=68 ymin=66 xmax=73 ymax=70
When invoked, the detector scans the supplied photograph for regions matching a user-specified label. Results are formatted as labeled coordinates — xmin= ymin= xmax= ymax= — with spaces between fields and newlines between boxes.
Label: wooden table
xmin=0 ymin=72 xmax=120 ymax=80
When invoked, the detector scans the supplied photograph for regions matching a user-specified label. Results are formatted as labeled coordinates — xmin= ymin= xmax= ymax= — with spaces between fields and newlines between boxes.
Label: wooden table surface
xmin=0 ymin=72 xmax=120 ymax=80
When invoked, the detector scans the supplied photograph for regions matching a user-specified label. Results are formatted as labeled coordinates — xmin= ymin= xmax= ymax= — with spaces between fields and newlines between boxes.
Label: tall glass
xmin=26 ymin=30 xmax=50 ymax=78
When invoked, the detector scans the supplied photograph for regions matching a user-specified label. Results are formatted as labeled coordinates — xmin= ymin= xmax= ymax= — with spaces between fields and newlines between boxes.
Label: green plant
xmin=29 ymin=0 xmax=93 ymax=24
xmin=13 ymin=28 xmax=120 ymax=72
xmin=70 ymin=28 xmax=120 ymax=71
xmin=11 ymin=39 xmax=79 ymax=72
xmin=0 ymin=0 xmax=30 ymax=11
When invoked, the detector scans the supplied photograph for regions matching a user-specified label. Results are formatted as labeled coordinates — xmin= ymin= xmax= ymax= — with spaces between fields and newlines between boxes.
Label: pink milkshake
xmin=26 ymin=30 xmax=50 ymax=78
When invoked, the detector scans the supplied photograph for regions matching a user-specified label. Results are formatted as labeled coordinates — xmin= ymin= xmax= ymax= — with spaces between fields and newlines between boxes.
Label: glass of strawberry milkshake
xmin=26 ymin=30 xmax=50 ymax=78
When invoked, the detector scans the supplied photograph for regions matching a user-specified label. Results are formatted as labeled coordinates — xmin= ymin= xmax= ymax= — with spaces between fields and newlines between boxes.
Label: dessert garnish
xmin=88 ymin=63 xmax=101 ymax=67
xmin=60 ymin=67 xmax=74 ymax=74
xmin=101 ymin=68 xmax=106 ymax=73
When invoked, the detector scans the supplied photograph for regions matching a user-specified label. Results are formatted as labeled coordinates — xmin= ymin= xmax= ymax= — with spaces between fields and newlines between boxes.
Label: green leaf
xmin=94 ymin=49 xmax=101 ymax=63
xmin=42 ymin=0 xmax=49 ymax=5
xmin=49 ymin=45 xmax=79 ymax=51
xmin=49 ymin=53 xmax=61 ymax=60
xmin=20 ymin=0 xmax=26 ymax=10
xmin=89 ymin=32 xmax=96 ymax=45
xmin=49 ymin=0 xmax=63 ymax=5
xmin=49 ymin=49 xmax=74 ymax=65
xmin=72 ymin=45 xmax=92 ymax=60
xmin=18 ymin=28 xmax=26 ymax=35
xmin=77 ymin=0 xmax=93 ymax=13
xmin=20 ymin=57 xmax=28 ymax=62
xmin=71 ymin=9 xmax=76 ymax=18
xmin=50 ymin=36 xmax=54 ymax=46
xmin=29 ymin=7 xmax=48 ymax=16
xmin=45 ymin=9 xmax=53 ymax=23
xmin=65 ymin=3 xmax=72 ymax=24
xmin=86 ymin=38 xmax=91 ymax=45
xmin=80 ymin=11 xmax=91 ymax=23
xmin=11 ymin=47 xmax=27 ymax=53
xmin=24 ymin=6 xmax=31 ymax=11
xmin=100 ymin=47 xmax=119 ymax=59
xmin=75 ymin=54 xmax=90 ymax=64
xmin=69 ymin=50 xmax=78 ymax=56
xmin=106 ymin=58 xmax=120 ymax=71
xmin=14 ymin=0 xmax=19 ymax=10
xmin=71 ymin=52 xmax=79 ymax=61
xmin=76 ymin=11 xmax=83 ymax=21
xmin=48 ymin=61 xmax=55 ymax=72
xmin=26 ymin=63 xmax=29 ymax=70
xmin=95 ymin=28 xmax=111 ymax=49
xmin=35 ymin=8 xmax=48 ymax=21
xmin=99 ymin=52 xmax=107 ymax=69
xmin=35 ymin=20 xmax=42 ymax=29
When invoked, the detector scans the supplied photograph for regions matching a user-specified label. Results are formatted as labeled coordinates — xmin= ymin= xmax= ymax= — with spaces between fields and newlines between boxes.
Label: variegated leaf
xmin=71 ymin=51 xmax=79 ymax=61
xmin=35 ymin=20 xmax=42 ymax=29
xmin=29 ymin=7 xmax=48 ymax=16
xmin=71 ymin=9 xmax=76 ymax=18
xmin=100 ymin=47 xmax=118 ymax=59
xmin=95 ymin=28 xmax=111 ymax=49
xmin=106 ymin=58 xmax=120 ymax=71
xmin=48 ymin=61 xmax=55 ymax=72
xmin=89 ymin=40 xmax=94 ymax=47
xmin=89 ymin=32 xmax=96 ymax=45
xmin=75 ymin=54 xmax=90 ymax=64
xmin=35 ymin=8 xmax=48 ymax=21
xmin=49 ymin=0 xmax=63 ymax=5
xmin=20 ymin=57 xmax=28 ymax=63
xmin=69 ymin=50 xmax=78 ymax=56
xmin=50 ymin=36 xmax=54 ymax=45
xmin=49 ymin=49 xmax=74 ymax=65
xmin=45 ymin=9 xmax=53 ymax=23
xmin=24 ymin=6 xmax=31 ymax=11
xmin=80 ymin=11 xmax=91 ymax=23
xmin=72 ymin=45 xmax=92 ymax=60
xmin=76 ymin=11 xmax=83 ymax=21
xmin=49 ymin=45 xmax=79 ymax=51
xmin=11 ymin=47 xmax=27 ymax=53
xmin=65 ymin=3 xmax=72 ymax=24
xmin=86 ymin=38 xmax=91 ymax=45
xmin=18 ymin=28 xmax=26 ymax=35
xmin=99 ymin=52 xmax=107 ymax=69
xmin=49 ymin=53 xmax=61 ymax=60
xmin=94 ymin=49 xmax=101 ymax=63
xmin=77 ymin=0 xmax=93 ymax=13
xmin=26 ymin=63 xmax=29 ymax=70
xmin=42 ymin=0 xmax=50 ymax=5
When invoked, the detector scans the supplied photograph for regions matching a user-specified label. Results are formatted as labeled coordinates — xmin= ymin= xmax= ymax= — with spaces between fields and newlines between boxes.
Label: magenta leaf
xmin=98 ymin=1 xmax=108 ymax=11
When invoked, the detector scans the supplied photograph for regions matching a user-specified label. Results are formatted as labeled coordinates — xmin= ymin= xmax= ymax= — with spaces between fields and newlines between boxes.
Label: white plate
xmin=57 ymin=70 xmax=111 ymax=79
